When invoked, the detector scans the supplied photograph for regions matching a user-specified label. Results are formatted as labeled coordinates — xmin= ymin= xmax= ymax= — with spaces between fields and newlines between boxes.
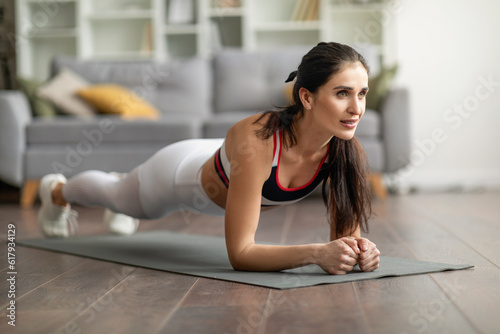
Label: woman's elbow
xmin=228 ymin=254 xmax=249 ymax=271
xmin=227 ymin=245 xmax=254 ymax=271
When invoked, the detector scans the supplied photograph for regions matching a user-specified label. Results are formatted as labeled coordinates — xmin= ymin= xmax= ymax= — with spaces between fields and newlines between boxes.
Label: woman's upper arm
xmin=223 ymin=128 xmax=272 ymax=265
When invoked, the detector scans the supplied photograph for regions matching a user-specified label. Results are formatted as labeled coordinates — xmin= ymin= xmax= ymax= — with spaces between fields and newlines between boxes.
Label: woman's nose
xmin=348 ymin=98 xmax=363 ymax=115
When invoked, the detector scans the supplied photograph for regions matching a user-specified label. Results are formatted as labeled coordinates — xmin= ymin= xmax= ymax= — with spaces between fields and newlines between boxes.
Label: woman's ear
xmin=298 ymin=87 xmax=313 ymax=110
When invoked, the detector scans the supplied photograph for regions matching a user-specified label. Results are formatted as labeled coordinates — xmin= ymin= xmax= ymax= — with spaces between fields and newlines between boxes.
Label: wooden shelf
xmin=87 ymin=50 xmax=154 ymax=60
xmin=25 ymin=0 xmax=75 ymax=3
xmin=331 ymin=3 xmax=386 ymax=13
xmin=209 ymin=7 xmax=244 ymax=17
xmin=253 ymin=21 xmax=320 ymax=32
xmin=26 ymin=28 xmax=78 ymax=39
xmin=17 ymin=0 xmax=394 ymax=80
xmin=86 ymin=10 xmax=153 ymax=20
xmin=164 ymin=25 xmax=199 ymax=35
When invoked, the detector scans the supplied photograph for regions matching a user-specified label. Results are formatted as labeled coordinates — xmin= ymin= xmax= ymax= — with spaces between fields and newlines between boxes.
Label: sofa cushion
xmin=204 ymin=109 xmax=380 ymax=139
xmin=37 ymin=69 xmax=95 ymax=117
xmin=77 ymin=84 xmax=160 ymax=120
xmin=213 ymin=48 xmax=309 ymax=113
xmin=356 ymin=109 xmax=380 ymax=138
xmin=203 ymin=111 xmax=257 ymax=138
xmin=51 ymin=56 xmax=212 ymax=117
xmin=27 ymin=116 xmax=201 ymax=145
xmin=357 ymin=138 xmax=385 ymax=172
xmin=25 ymin=145 xmax=166 ymax=179
xmin=17 ymin=77 xmax=58 ymax=118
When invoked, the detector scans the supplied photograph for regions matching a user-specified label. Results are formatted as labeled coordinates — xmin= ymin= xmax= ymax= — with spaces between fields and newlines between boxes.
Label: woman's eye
xmin=359 ymin=91 xmax=368 ymax=98
xmin=337 ymin=90 xmax=348 ymax=97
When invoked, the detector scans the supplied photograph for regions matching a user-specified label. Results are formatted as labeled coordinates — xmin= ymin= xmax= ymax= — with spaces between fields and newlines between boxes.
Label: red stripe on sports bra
xmin=275 ymin=138 xmax=330 ymax=192
xmin=215 ymin=149 xmax=229 ymax=186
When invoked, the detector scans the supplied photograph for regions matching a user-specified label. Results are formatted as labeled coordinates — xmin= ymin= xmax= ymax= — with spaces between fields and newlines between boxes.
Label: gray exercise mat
xmin=18 ymin=231 xmax=473 ymax=289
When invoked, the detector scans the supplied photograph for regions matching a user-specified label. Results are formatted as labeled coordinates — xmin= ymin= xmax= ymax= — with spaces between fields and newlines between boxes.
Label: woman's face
xmin=306 ymin=62 xmax=369 ymax=140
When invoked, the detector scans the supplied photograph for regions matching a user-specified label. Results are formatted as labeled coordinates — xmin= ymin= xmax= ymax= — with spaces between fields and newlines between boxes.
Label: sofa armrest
xmin=380 ymin=87 xmax=411 ymax=174
xmin=0 ymin=91 xmax=32 ymax=187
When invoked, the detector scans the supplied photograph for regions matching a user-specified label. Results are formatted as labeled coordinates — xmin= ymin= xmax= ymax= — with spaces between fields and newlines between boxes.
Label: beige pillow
xmin=37 ymin=69 xmax=95 ymax=117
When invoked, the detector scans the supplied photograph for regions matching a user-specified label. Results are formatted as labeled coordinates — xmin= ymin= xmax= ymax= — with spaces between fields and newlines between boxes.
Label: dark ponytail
xmin=256 ymin=42 xmax=371 ymax=238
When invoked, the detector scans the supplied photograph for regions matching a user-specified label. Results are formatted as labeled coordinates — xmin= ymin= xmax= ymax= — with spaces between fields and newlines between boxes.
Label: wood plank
xmin=154 ymin=204 xmax=286 ymax=334
xmin=11 ymin=260 xmax=137 ymax=334
xmin=259 ymin=284 xmax=369 ymax=334
xmin=54 ymin=269 xmax=199 ymax=334
xmin=282 ymin=198 xmax=330 ymax=245
xmin=282 ymin=198 xmax=480 ymax=333
xmin=159 ymin=279 xmax=270 ymax=334
xmin=405 ymin=192 xmax=500 ymax=267
xmin=256 ymin=205 xmax=290 ymax=244
xmin=0 ymin=248 xmax=84 ymax=308
xmin=378 ymin=195 xmax=498 ymax=333
xmin=254 ymin=199 xmax=369 ymax=333
xmin=2 ymin=192 xmax=500 ymax=333
xmin=347 ymin=199 xmax=476 ymax=334
xmin=399 ymin=193 xmax=500 ymax=333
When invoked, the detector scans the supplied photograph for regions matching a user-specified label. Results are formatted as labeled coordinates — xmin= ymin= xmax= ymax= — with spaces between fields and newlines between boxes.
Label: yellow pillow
xmin=77 ymin=84 xmax=160 ymax=120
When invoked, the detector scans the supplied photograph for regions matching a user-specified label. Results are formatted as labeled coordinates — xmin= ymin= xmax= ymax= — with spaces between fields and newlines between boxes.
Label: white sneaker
xmin=104 ymin=172 xmax=140 ymax=235
xmin=38 ymin=174 xmax=78 ymax=238
xmin=104 ymin=209 xmax=140 ymax=235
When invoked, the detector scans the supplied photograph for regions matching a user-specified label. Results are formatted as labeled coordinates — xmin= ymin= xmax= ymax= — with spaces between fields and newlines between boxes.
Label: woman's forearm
xmin=228 ymin=242 xmax=323 ymax=272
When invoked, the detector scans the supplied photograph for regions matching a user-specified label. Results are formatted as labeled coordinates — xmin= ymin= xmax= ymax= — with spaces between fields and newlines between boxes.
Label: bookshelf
xmin=162 ymin=0 xmax=207 ymax=58
xmin=79 ymin=0 xmax=155 ymax=60
xmin=16 ymin=0 xmax=78 ymax=80
xmin=207 ymin=0 xmax=247 ymax=53
xmin=246 ymin=0 xmax=322 ymax=49
xmin=16 ymin=0 xmax=396 ymax=81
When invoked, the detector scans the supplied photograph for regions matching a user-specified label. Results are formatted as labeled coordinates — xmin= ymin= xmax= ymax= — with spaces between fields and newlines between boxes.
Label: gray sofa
xmin=0 ymin=47 xmax=410 ymax=207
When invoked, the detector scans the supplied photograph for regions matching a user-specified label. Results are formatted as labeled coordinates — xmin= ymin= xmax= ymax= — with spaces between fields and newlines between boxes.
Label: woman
xmin=38 ymin=42 xmax=380 ymax=275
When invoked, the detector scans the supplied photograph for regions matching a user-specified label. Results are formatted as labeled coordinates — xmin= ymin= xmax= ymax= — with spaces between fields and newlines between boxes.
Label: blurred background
xmin=1 ymin=0 xmax=499 ymax=202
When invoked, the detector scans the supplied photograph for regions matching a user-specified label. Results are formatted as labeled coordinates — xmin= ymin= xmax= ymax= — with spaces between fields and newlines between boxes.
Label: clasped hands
xmin=317 ymin=237 xmax=380 ymax=275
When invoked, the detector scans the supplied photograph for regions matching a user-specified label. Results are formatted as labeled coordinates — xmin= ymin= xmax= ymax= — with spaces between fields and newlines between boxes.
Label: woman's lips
xmin=340 ymin=119 xmax=358 ymax=129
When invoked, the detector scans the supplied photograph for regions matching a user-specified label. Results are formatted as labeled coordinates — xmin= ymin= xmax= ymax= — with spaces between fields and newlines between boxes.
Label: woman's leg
xmin=62 ymin=169 xmax=148 ymax=219
xmin=40 ymin=139 xmax=224 ymax=237
xmin=56 ymin=139 xmax=209 ymax=220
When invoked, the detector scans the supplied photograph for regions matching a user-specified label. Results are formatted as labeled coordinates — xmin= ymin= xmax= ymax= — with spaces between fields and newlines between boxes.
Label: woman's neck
xmin=292 ymin=111 xmax=332 ymax=158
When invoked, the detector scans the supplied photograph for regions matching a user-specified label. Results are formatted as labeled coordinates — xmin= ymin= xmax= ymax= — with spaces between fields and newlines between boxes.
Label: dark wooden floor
xmin=1 ymin=191 xmax=500 ymax=334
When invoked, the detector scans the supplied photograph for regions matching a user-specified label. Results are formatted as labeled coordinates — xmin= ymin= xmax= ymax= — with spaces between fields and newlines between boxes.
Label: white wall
xmin=390 ymin=0 xmax=500 ymax=191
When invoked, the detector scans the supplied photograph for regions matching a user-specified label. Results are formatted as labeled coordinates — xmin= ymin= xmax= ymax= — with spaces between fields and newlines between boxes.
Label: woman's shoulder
xmin=225 ymin=113 xmax=274 ymax=161
xmin=226 ymin=113 xmax=270 ymax=142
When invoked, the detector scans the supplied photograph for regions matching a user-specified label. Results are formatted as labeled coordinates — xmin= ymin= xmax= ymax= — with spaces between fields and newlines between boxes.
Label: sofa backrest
xmin=212 ymin=44 xmax=380 ymax=114
xmin=212 ymin=47 xmax=309 ymax=113
xmin=51 ymin=56 xmax=212 ymax=117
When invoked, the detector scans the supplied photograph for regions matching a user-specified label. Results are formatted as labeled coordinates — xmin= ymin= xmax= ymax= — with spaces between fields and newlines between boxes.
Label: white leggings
xmin=62 ymin=139 xmax=226 ymax=219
